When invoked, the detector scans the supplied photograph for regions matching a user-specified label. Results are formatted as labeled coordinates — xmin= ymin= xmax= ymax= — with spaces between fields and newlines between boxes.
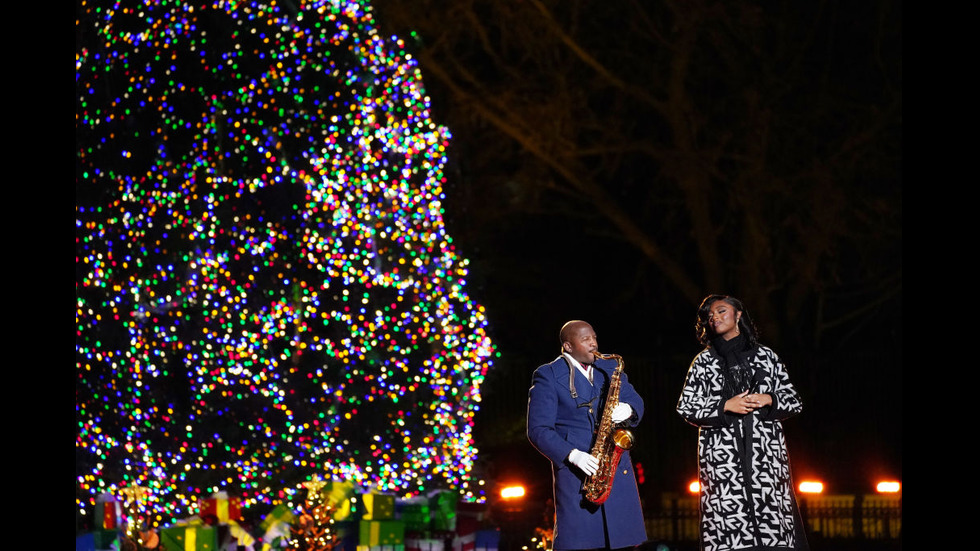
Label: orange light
xmin=798 ymin=481 xmax=824 ymax=494
xmin=500 ymin=485 xmax=525 ymax=499
xmin=688 ymin=480 xmax=701 ymax=493
xmin=876 ymin=481 xmax=901 ymax=493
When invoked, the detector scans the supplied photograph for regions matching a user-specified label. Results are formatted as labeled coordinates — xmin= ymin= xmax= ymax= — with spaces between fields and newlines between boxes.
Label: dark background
xmin=371 ymin=0 xmax=902 ymax=504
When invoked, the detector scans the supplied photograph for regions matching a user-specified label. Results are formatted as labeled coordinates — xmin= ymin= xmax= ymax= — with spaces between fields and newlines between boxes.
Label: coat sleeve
xmin=527 ymin=363 xmax=576 ymax=466
xmin=756 ymin=347 xmax=803 ymax=421
xmin=676 ymin=351 xmax=734 ymax=428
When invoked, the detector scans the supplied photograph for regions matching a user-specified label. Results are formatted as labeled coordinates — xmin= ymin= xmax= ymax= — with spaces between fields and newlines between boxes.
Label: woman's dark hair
xmin=695 ymin=294 xmax=760 ymax=347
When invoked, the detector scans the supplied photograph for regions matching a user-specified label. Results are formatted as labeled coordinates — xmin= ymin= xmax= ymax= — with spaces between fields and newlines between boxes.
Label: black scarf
xmin=710 ymin=333 xmax=758 ymax=397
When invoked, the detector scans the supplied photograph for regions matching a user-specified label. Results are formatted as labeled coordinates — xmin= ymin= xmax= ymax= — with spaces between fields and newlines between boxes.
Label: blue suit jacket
xmin=527 ymin=355 xmax=647 ymax=550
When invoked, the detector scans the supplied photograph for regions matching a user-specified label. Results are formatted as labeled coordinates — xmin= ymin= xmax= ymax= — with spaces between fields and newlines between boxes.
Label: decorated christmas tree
xmin=289 ymin=476 xmax=342 ymax=551
xmin=76 ymin=0 xmax=495 ymax=527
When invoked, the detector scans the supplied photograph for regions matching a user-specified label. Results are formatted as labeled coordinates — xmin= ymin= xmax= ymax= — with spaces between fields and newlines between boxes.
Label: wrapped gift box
xmin=359 ymin=519 xmax=405 ymax=547
xmin=261 ymin=521 xmax=291 ymax=551
xmin=456 ymin=501 xmax=488 ymax=523
xmin=406 ymin=535 xmax=447 ymax=551
xmin=95 ymin=494 xmax=124 ymax=530
xmin=324 ymin=480 xmax=357 ymax=521
xmin=357 ymin=492 xmax=396 ymax=521
xmin=396 ymin=498 xmax=431 ymax=533
xmin=75 ymin=531 xmax=118 ymax=551
xmin=200 ymin=492 xmax=243 ymax=524
xmin=452 ymin=533 xmax=474 ymax=551
xmin=223 ymin=521 xmax=256 ymax=548
xmin=260 ymin=503 xmax=295 ymax=535
xmin=161 ymin=524 xmax=219 ymax=551
xmin=474 ymin=529 xmax=500 ymax=551
xmin=452 ymin=515 xmax=480 ymax=551
xmin=428 ymin=490 xmax=457 ymax=532
xmin=97 ymin=529 xmax=120 ymax=550
xmin=75 ymin=533 xmax=95 ymax=551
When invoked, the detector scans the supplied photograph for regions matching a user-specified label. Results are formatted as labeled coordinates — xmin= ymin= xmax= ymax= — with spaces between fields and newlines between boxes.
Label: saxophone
xmin=583 ymin=352 xmax=636 ymax=505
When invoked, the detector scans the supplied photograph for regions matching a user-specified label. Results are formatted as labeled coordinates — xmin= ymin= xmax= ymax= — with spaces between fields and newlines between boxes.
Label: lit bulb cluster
xmin=76 ymin=0 xmax=495 ymax=526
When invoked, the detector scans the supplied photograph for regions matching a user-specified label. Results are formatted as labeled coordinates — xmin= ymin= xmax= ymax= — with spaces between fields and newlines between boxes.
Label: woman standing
xmin=677 ymin=295 xmax=809 ymax=551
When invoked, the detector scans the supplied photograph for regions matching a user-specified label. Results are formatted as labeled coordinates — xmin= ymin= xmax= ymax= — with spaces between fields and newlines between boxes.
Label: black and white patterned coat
xmin=677 ymin=344 xmax=809 ymax=551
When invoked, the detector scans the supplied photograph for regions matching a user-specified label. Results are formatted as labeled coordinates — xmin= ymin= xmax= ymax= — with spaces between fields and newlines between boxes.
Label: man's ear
xmin=562 ymin=341 xmax=571 ymax=353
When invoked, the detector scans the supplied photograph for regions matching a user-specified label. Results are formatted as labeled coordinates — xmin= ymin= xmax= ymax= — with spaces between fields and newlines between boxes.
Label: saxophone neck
xmin=593 ymin=352 xmax=624 ymax=372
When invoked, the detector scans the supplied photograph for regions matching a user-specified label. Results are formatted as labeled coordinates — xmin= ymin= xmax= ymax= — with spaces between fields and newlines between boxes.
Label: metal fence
xmin=646 ymin=493 xmax=902 ymax=544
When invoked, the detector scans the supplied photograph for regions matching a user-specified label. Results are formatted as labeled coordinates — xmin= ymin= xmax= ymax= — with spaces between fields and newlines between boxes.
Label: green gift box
xmin=428 ymin=490 xmax=457 ymax=531
xmin=160 ymin=525 xmax=219 ymax=551
xmin=79 ymin=529 xmax=118 ymax=550
xmin=358 ymin=493 xmax=396 ymax=521
xmin=397 ymin=501 xmax=431 ymax=532
xmin=96 ymin=529 xmax=120 ymax=549
xmin=359 ymin=519 xmax=405 ymax=546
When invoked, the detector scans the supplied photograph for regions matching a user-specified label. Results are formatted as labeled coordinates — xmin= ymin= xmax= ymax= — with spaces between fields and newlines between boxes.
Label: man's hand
xmin=569 ymin=449 xmax=599 ymax=476
xmin=611 ymin=402 xmax=632 ymax=423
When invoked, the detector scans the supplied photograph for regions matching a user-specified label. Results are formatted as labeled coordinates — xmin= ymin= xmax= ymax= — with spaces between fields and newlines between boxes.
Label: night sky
xmin=373 ymin=0 xmax=902 ymax=499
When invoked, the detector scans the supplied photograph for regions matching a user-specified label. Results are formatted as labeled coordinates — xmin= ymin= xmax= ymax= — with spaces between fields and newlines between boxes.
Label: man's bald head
xmin=560 ymin=320 xmax=592 ymax=346
xmin=560 ymin=320 xmax=598 ymax=365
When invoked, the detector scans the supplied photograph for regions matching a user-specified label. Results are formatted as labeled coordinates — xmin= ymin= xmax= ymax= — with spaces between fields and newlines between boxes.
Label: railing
xmin=800 ymin=494 xmax=903 ymax=540
xmin=646 ymin=493 xmax=902 ymax=545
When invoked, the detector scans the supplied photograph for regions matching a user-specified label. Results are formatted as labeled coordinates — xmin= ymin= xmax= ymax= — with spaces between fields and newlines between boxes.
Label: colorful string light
xmin=76 ymin=0 xmax=495 ymax=526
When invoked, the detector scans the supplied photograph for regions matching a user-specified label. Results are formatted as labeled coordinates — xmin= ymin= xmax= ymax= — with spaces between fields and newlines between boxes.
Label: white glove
xmin=611 ymin=402 xmax=632 ymax=423
xmin=568 ymin=449 xmax=599 ymax=476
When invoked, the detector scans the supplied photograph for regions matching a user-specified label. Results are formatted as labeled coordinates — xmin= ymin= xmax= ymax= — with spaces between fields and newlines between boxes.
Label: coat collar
xmin=560 ymin=353 xmax=616 ymax=376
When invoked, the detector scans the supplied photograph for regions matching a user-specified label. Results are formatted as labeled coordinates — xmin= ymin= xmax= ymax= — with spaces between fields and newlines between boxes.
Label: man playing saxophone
xmin=527 ymin=320 xmax=647 ymax=551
